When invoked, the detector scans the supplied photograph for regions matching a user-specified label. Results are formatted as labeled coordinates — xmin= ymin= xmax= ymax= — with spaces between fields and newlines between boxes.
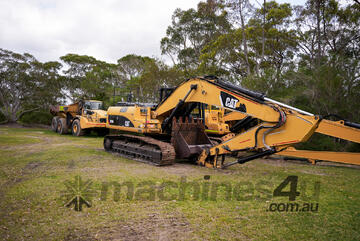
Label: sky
xmin=0 ymin=0 xmax=306 ymax=64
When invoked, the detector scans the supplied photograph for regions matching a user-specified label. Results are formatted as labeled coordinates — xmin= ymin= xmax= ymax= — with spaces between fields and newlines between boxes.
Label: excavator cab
xmin=159 ymin=87 xmax=175 ymax=102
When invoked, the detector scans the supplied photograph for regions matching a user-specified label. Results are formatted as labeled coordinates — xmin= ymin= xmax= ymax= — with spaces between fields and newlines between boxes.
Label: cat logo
xmin=225 ymin=97 xmax=238 ymax=108
xmin=220 ymin=91 xmax=240 ymax=109
xmin=220 ymin=91 xmax=247 ymax=112
xmin=125 ymin=121 xmax=130 ymax=127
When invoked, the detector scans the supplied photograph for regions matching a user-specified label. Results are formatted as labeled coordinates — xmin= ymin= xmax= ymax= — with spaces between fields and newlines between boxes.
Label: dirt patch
xmin=14 ymin=161 xmax=46 ymax=183
xmin=24 ymin=161 xmax=43 ymax=170
xmin=2 ymin=161 xmax=47 ymax=185
xmin=159 ymin=162 xmax=207 ymax=177
xmin=0 ymin=123 xmax=26 ymax=128
xmin=21 ymin=123 xmax=51 ymax=129
xmin=259 ymin=157 xmax=307 ymax=167
xmin=263 ymin=156 xmax=360 ymax=170
xmin=0 ymin=122 xmax=50 ymax=129
xmin=95 ymin=212 xmax=194 ymax=241
xmin=64 ymin=227 xmax=97 ymax=241
xmin=68 ymin=160 xmax=76 ymax=169
xmin=315 ymin=161 xmax=360 ymax=169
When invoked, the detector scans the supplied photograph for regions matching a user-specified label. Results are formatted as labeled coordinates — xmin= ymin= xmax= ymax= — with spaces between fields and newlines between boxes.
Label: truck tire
xmin=72 ymin=119 xmax=86 ymax=136
xmin=57 ymin=118 xmax=68 ymax=134
xmin=51 ymin=117 xmax=59 ymax=132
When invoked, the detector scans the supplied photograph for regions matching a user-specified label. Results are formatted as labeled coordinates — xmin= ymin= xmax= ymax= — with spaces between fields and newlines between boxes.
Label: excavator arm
xmin=316 ymin=119 xmax=360 ymax=143
xmin=279 ymin=119 xmax=360 ymax=165
xmin=220 ymin=99 xmax=360 ymax=166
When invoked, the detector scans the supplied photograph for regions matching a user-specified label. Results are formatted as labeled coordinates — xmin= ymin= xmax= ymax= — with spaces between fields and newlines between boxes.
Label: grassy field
xmin=0 ymin=126 xmax=359 ymax=240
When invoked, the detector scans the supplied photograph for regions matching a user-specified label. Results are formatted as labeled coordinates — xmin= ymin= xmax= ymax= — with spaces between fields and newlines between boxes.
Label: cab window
xmin=85 ymin=101 xmax=103 ymax=110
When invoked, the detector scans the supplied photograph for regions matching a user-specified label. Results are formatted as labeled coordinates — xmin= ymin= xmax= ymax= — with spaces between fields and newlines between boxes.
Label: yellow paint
xmin=106 ymin=105 xmax=161 ymax=134
xmin=280 ymin=147 xmax=360 ymax=165
xmin=316 ymin=119 xmax=360 ymax=143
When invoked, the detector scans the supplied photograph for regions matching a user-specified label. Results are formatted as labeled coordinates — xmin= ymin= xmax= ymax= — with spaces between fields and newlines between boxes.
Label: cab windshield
xmin=84 ymin=101 xmax=103 ymax=110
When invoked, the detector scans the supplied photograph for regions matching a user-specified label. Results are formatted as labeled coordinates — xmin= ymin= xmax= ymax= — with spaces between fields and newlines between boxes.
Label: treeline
xmin=0 ymin=0 xmax=359 ymax=127
xmin=0 ymin=50 xmax=185 ymax=123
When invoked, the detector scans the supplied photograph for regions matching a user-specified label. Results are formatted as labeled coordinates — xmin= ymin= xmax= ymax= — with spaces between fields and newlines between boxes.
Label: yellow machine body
xmin=204 ymin=106 xmax=230 ymax=135
xmin=106 ymin=105 xmax=161 ymax=134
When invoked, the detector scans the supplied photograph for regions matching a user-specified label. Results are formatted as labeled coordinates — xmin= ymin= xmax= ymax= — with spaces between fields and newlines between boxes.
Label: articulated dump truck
xmin=50 ymin=100 xmax=107 ymax=136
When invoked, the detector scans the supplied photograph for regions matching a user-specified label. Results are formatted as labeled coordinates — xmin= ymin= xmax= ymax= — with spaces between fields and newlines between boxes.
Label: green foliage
xmin=0 ymin=111 xmax=5 ymax=123
xmin=19 ymin=110 xmax=53 ymax=125
xmin=161 ymin=0 xmax=231 ymax=75
xmin=296 ymin=133 xmax=345 ymax=151
xmin=114 ymin=54 xmax=184 ymax=103
xmin=60 ymin=53 xmax=115 ymax=102
xmin=0 ymin=48 xmax=64 ymax=122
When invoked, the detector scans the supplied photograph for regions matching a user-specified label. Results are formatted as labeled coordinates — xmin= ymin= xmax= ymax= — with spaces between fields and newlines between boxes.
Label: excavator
xmin=104 ymin=76 xmax=360 ymax=168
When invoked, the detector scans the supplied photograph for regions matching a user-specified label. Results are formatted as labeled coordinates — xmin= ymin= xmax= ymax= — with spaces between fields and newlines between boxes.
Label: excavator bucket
xmin=170 ymin=117 xmax=213 ymax=159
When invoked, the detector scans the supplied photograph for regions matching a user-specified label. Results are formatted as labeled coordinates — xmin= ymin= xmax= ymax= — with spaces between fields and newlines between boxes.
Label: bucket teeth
xmin=170 ymin=114 xmax=213 ymax=159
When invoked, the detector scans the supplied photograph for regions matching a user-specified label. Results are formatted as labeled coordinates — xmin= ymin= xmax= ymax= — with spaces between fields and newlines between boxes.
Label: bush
xmin=19 ymin=111 xmax=53 ymax=125
xmin=0 ymin=111 xmax=6 ymax=123
xmin=295 ymin=133 xmax=357 ymax=152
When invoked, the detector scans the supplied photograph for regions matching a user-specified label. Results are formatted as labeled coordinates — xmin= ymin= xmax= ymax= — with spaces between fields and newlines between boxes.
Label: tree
xmin=115 ymin=55 xmax=183 ymax=103
xmin=226 ymin=0 xmax=254 ymax=75
xmin=60 ymin=54 xmax=114 ymax=102
xmin=0 ymin=48 xmax=63 ymax=123
xmin=160 ymin=0 xmax=231 ymax=75
xmin=293 ymin=0 xmax=360 ymax=121
xmin=200 ymin=0 xmax=297 ymax=94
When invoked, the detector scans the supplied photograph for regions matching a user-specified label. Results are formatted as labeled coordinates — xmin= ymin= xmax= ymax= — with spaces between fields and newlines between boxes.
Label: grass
xmin=0 ymin=126 xmax=359 ymax=240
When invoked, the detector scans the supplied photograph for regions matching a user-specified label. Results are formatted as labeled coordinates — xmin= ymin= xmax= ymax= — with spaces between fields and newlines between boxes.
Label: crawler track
xmin=104 ymin=134 xmax=176 ymax=165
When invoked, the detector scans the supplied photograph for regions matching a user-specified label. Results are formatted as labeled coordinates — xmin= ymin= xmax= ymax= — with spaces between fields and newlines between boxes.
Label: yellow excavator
xmin=104 ymin=76 xmax=360 ymax=168
xmin=50 ymin=100 xmax=107 ymax=136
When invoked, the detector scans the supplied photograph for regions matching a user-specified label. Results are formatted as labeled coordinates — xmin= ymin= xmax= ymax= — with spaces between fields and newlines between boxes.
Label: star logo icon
xmin=62 ymin=175 xmax=96 ymax=211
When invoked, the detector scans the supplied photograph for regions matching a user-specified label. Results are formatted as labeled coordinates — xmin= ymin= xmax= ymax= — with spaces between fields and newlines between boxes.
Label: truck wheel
xmin=72 ymin=119 xmax=86 ymax=136
xmin=51 ymin=117 xmax=59 ymax=132
xmin=57 ymin=118 xmax=68 ymax=134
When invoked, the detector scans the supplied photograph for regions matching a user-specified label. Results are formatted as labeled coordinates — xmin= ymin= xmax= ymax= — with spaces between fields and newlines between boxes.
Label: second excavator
xmin=103 ymin=76 xmax=360 ymax=168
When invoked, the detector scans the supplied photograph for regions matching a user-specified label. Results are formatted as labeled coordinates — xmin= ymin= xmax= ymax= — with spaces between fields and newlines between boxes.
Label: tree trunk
xmin=316 ymin=0 xmax=322 ymax=66
xmin=239 ymin=0 xmax=251 ymax=76
xmin=261 ymin=0 xmax=266 ymax=70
